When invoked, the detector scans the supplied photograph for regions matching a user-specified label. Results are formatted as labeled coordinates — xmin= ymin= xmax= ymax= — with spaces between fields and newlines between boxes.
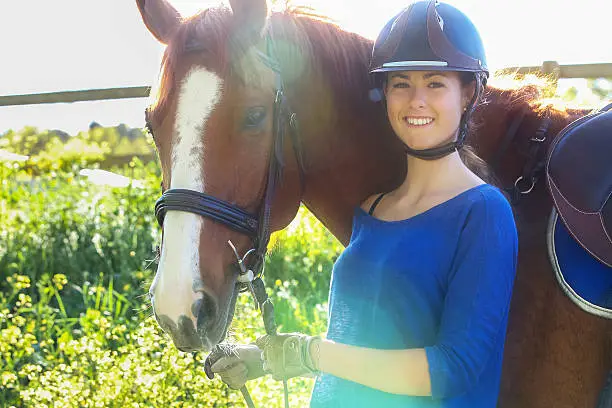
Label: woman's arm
xmin=314 ymin=340 xmax=432 ymax=396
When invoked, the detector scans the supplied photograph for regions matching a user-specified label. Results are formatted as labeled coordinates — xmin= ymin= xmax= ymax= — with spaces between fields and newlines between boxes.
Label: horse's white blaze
xmin=151 ymin=68 xmax=222 ymax=327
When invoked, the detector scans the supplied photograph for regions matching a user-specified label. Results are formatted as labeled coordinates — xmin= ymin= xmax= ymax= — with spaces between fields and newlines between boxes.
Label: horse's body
xmin=137 ymin=1 xmax=610 ymax=406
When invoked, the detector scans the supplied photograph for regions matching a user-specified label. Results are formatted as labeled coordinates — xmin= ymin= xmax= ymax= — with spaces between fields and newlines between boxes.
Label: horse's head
xmin=137 ymin=0 xmax=302 ymax=351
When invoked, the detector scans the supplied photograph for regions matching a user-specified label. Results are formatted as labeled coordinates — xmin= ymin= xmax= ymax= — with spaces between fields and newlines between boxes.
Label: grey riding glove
xmin=256 ymin=333 xmax=321 ymax=381
xmin=204 ymin=343 xmax=266 ymax=390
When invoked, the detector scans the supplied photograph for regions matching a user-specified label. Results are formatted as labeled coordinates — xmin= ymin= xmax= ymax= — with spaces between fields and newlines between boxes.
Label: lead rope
xmin=228 ymin=241 xmax=290 ymax=408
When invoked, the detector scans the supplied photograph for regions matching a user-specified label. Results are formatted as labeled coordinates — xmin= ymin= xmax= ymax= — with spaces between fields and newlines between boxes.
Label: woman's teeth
xmin=405 ymin=117 xmax=433 ymax=126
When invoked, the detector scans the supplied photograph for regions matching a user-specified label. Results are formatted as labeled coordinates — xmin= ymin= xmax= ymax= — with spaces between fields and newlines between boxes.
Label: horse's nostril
xmin=191 ymin=298 xmax=202 ymax=317
xmin=195 ymin=292 xmax=218 ymax=331
xmin=202 ymin=293 xmax=218 ymax=318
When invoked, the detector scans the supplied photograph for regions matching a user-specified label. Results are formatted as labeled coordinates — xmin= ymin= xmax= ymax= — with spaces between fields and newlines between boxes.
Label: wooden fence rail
xmin=0 ymin=86 xmax=151 ymax=107
xmin=495 ymin=61 xmax=612 ymax=81
xmin=0 ymin=61 xmax=610 ymax=107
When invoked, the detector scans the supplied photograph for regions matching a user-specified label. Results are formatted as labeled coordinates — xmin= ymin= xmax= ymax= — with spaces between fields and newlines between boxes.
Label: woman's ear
xmin=462 ymin=80 xmax=476 ymax=108
xmin=383 ymin=75 xmax=391 ymax=96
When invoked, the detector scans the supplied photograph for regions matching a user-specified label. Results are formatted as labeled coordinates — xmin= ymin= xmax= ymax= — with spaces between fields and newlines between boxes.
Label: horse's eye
xmin=242 ymin=106 xmax=267 ymax=129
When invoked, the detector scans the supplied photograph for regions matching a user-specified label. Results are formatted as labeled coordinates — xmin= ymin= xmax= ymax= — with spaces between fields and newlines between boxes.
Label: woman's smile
xmin=403 ymin=116 xmax=435 ymax=127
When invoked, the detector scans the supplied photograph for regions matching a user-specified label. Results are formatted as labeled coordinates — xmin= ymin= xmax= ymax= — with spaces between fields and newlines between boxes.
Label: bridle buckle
xmin=228 ymin=240 xmax=259 ymax=309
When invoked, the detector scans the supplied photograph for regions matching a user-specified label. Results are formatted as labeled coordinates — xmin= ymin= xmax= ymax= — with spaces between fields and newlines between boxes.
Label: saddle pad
xmin=548 ymin=209 xmax=612 ymax=318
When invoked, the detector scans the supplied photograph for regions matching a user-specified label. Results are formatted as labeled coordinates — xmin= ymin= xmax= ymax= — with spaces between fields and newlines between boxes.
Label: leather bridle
xmin=490 ymin=105 xmax=553 ymax=203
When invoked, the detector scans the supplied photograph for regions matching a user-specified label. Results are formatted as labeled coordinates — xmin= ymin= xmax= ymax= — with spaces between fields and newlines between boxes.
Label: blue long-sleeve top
xmin=310 ymin=184 xmax=518 ymax=408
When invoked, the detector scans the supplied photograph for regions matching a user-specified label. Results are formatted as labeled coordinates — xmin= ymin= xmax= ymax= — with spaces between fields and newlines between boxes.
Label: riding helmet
xmin=369 ymin=0 xmax=488 ymax=159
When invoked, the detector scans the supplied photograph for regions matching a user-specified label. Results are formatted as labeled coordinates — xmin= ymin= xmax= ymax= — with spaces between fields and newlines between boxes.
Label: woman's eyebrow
xmin=390 ymin=73 xmax=410 ymax=80
xmin=422 ymin=72 xmax=447 ymax=79
xmin=390 ymin=72 xmax=447 ymax=81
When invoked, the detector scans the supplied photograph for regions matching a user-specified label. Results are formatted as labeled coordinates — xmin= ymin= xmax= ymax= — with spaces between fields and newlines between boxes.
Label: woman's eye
xmin=393 ymin=82 xmax=409 ymax=89
xmin=428 ymin=82 xmax=445 ymax=88
xmin=243 ymin=107 xmax=267 ymax=129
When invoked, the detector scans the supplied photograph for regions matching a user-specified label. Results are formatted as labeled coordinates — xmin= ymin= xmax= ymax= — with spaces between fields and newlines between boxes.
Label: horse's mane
xmin=486 ymin=73 xmax=584 ymax=119
xmin=273 ymin=7 xmax=373 ymax=104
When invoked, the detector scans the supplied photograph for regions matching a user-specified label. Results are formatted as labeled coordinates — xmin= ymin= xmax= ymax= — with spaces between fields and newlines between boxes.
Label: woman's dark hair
xmin=457 ymin=71 xmax=496 ymax=185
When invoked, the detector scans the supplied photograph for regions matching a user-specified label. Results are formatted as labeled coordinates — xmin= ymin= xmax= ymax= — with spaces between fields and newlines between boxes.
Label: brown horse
xmin=136 ymin=0 xmax=610 ymax=406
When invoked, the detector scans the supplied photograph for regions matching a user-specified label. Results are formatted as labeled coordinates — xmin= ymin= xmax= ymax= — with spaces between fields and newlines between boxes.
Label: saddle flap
xmin=547 ymin=109 xmax=612 ymax=211
xmin=546 ymin=104 xmax=612 ymax=267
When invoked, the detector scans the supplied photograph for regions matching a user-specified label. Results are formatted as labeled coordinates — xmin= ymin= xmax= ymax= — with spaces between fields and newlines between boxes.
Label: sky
xmin=0 ymin=0 xmax=609 ymax=134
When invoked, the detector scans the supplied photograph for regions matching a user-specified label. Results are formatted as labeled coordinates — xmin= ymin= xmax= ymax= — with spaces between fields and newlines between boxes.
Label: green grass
xmin=0 ymin=159 xmax=341 ymax=407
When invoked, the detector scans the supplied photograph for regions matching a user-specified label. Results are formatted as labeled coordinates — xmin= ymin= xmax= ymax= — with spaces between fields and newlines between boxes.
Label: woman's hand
xmin=256 ymin=333 xmax=321 ymax=380
xmin=204 ymin=343 xmax=266 ymax=389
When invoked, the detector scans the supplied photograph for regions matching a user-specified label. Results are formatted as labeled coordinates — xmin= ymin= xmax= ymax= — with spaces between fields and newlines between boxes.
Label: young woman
xmin=208 ymin=1 xmax=518 ymax=407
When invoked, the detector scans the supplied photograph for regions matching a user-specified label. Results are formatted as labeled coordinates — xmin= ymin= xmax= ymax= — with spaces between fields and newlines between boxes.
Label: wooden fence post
xmin=542 ymin=60 xmax=561 ymax=92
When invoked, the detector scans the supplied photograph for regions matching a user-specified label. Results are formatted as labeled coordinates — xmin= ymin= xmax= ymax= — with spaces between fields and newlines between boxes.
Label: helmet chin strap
xmin=403 ymin=138 xmax=462 ymax=160
xmin=402 ymin=117 xmax=467 ymax=160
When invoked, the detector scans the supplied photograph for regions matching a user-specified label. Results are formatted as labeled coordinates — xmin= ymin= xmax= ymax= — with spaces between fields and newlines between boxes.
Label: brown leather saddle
xmin=546 ymin=102 xmax=612 ymax=317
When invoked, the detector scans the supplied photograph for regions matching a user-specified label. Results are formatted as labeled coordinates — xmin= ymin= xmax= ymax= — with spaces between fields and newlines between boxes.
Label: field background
xmin=0 ymin=128 xmax=341 ymax=407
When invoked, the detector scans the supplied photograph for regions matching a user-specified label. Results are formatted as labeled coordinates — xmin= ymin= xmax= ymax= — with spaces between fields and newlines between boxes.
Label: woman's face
xmin=384 ymin=70 xmax=474 ymax=151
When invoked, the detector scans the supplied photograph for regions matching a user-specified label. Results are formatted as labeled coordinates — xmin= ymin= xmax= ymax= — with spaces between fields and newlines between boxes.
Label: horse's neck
xmin=297 ymin=80 xmax=405 ymax=246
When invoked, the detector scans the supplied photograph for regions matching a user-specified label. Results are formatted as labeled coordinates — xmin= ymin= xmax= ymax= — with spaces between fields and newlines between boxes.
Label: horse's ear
xmin=229 ymin=0 xmax=268 ymax=36
xmin=136 ymin=0 xmax=182 ymax=44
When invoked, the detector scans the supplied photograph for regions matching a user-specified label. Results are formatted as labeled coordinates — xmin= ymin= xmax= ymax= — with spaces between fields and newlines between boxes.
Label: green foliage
xmin=265 ymin=208 xmax=343 ymax=333
xmin=0 ymin=274 xmax=316 ymax=407
xmin=589 ymin=78 xmax=612 ymax=101
xmin=0 ymin=160 xmax=161 ymax=317
xmin=0 ymin=158 xmax=338 ymax=406
xmin=0 ymin=124 xmax=156 ymax=173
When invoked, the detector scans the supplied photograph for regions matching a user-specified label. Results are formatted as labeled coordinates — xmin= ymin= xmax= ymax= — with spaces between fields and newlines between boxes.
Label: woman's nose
xmin=408 ymin=88 xmax=426 ymax=109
